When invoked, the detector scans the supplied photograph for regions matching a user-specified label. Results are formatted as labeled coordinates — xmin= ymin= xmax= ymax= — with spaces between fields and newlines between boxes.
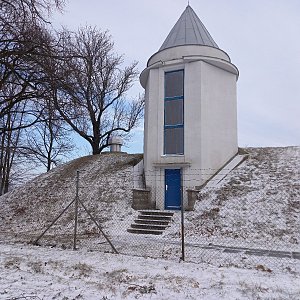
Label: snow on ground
xmin=0 ymin=152 xmax=142 ymax=241
xmin=0 ymin=148 xmax=299 ymax=255
xmin=0 ymin=242 xmax=299 ymax=300
xmin=184 ymin=147 xmax=300 ymax=252
xmin=0 ymin=147 xmax=299 ymax=298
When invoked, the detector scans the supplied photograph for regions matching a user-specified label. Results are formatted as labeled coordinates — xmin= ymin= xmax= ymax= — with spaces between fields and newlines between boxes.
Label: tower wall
xmin=143 ymin=53 xmax=238 ymax=209
xmin=199 ymin=61 xmax=238 ymax=176
xmin=140 ymin=5 xmax=239 ymax=210
xmin=147 ymin=45 xmax=230 ymax=67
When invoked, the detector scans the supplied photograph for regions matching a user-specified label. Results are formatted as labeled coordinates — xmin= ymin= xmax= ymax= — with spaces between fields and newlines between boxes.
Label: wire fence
xmin=1 ymin=160 xmax=299 ymax=272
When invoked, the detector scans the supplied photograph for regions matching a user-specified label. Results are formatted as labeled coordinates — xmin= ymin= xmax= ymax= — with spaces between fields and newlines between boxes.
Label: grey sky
xmin=53 ymin=0 xmax=300 ymax=153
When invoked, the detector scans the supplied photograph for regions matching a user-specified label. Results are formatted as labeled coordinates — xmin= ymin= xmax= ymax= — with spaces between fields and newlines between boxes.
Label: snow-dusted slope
xmin=185 ymin=147 xmax=300 ymax=251
xmin=0 ymin=152 xmax=142 ymax=241
xmin=0 ymin=148 xmax=299 ymax=299
xmin=0 ymin=147 xmax=299 ymax=254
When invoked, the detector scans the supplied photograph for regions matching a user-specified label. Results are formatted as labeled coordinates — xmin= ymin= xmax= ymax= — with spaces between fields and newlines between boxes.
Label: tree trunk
xmin=92 ymin=143 xmax=101 ymax=155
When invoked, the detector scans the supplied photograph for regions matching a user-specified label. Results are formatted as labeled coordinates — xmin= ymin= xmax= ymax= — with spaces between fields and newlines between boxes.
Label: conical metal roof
xmin=159 ymin=5 xmax=219 ymax=51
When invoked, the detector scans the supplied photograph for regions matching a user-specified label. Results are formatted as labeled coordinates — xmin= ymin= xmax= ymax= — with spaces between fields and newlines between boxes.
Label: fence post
xmin=181 ymin=185 xmax=185 ymax=261
xmin=73 ymin=170 xmax=79 ymax=250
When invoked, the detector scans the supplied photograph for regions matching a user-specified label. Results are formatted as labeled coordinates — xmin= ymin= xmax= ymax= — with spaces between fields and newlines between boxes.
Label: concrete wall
xmin=148 ymin=45 xmax=231 ymax=66
xmin=140 ymin=45 xmax=238 ymax=88
xmin=200 ymin=61 xmax=238 ymax=179
xmin=142 ymin=45 xmax=238 ymax=210
xmin=133 ymin=160 xmax=144 ymax=189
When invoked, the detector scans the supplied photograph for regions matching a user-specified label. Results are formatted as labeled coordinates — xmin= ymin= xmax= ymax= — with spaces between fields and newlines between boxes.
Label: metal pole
xmin=78 ymin=198 xmax=119 ymax=254
xmin=34 ymin=198 xmax=76 ymax=245
xmin=73 ymin=170 xmax=79 ymax=250
xmin=181 ymin=185 xmax=185 ymax=261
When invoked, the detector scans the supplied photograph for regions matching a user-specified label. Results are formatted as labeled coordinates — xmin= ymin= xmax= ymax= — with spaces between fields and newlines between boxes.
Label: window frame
xmin=163 ymin=69 xmax=184 ymax=155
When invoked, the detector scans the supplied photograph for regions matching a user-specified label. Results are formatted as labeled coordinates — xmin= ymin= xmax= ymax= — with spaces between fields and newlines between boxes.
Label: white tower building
xmin=140 ymin=5 xmax=239 ymax=210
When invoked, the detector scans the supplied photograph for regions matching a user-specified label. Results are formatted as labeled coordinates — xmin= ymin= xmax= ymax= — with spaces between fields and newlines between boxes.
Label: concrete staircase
xmin=127 ymin=210 xmax=174 ymax=235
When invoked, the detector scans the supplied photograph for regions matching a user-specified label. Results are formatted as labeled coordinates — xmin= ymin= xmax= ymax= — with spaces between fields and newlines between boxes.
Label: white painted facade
xmin=140 ymin=7 xmax=239 ymax=210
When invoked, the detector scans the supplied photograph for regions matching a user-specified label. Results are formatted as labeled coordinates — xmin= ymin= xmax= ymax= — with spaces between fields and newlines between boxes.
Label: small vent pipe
xmin=108 ymin=136 xmax=123 ymax=152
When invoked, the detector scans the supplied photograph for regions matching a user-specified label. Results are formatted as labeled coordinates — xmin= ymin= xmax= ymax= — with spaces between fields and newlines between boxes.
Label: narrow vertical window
xmin=164 ymin=70 xmax=184 ymax=154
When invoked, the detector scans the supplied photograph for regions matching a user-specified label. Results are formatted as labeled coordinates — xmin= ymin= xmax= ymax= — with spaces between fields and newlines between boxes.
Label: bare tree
xmin=51 ymin=27 xmax=144 ymax=155
xmin=22 ymin=97 xmax=74 ymax=171
xmin=0 ymin=1 xmax=81 ymax=194
xmin=0 ymin=0 xmax=65 ymax=122
xmin=0 ymin=24 xmax=48 ymax=124
xmin=0 ymin=99 xmax=27 ymax=195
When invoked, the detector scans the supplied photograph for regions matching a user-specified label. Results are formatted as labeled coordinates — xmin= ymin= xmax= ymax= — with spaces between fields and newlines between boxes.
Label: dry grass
xmin=0 ymin=152 xmax=142 ymax=240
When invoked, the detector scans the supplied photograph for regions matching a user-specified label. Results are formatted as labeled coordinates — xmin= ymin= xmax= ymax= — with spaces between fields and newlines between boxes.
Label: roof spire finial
xmin=188 ymin=0 xmax=190 ymax=6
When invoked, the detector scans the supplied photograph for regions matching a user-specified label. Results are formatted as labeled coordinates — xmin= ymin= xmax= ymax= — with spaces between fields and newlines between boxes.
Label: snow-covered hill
xmin=184 ymin=146 xmax=300 ymax=251
xmin=0 ymin=152 xmax=142 ymax=243
xmin=0 ymin=147 xmax=299 ymax=299
xmin=0 ymin=147 xmax=299 ymax=254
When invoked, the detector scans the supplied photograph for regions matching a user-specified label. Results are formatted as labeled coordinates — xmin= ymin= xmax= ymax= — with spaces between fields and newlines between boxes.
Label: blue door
xmin=165 ymin=169 xmax=181 ymax=210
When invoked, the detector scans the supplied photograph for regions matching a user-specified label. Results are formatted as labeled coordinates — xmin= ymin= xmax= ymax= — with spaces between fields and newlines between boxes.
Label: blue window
xmin=164 ymin=70 xmax=184 ymax=155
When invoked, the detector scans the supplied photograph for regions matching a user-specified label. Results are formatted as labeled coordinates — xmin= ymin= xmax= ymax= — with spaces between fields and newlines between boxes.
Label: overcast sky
xmin=52 ymin=0 xmax=300 ymax=154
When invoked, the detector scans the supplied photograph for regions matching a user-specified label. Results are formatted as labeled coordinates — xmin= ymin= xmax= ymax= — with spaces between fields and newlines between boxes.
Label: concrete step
xmin=128 ymin=210 xmax=174 ymax=235
xmin=127 ymin=228 xmax=163 ymax=235
xmin=139 ymin=210 xmax=174 ymax=217
xmin=130 ymin=223 xmax=168 ymax=231
xmin=134 ymin=219 xmax=170 ymax=226
xmin=137 ymin=215 xmax=172 ymax=221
